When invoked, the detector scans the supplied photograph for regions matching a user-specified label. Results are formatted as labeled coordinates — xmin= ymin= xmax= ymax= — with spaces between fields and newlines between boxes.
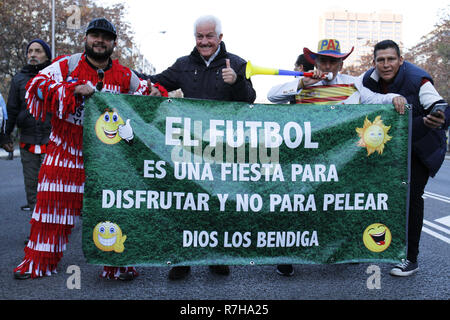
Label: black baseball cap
xmin=86 ymin=18 xmax=117 ymax=39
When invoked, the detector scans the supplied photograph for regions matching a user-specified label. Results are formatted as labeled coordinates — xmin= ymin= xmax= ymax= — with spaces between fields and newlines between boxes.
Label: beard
xmin=27 ymin=58 xmax=41 ymax=65
xmin=26 ymin=60 xmax=51 ymax=74
xmin=85 ymin=42 xmax=114 ymax=61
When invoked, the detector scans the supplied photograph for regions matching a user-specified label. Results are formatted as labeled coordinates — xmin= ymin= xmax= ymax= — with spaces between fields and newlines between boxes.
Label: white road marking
xmin=423 ymin=191 xmax=450 ymax=203
xmin=423 ymin=220 xmax=450 ymax=235
xmin=422 ymin=227 xmax=450 ymax=244
xmin=435 ymin=215 xmax=450 ymax=228
xmin=421 ymin=191 xmax=450 ymax=243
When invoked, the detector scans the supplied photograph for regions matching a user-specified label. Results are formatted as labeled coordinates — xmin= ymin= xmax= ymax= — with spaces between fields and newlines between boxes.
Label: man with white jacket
xmin=268 ymin=39 xmax=407 ymax=277
xmin=268 ymin=38 xmax=406 ymax=108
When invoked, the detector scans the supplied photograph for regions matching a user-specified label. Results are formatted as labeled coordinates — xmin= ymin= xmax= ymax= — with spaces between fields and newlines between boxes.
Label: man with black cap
xmin=3 ymin=39 xmax=52 ymax=212
xmin=13 ymin=18 xmax=156 ymax=280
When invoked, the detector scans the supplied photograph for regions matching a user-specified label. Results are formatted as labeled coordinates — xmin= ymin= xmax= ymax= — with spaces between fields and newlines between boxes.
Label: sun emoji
xmin=356 ymin=116 xmax=392 ymax=156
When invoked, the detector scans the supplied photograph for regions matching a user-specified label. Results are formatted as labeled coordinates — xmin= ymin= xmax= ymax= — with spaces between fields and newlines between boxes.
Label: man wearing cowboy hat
xmin=268 ymin=38 xmax=406 ymax=107
xmin=268 ymin=39 xmax=407 ymax=277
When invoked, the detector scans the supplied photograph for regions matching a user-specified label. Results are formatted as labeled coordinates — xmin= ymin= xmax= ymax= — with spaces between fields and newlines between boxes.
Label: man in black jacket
xmin=4 ymin=39 xmax=52 ymax=211
xmin=148 ymin=15 xmax=256 ymax=103
xmin=146 ymin=15 xmax=256 ymax=280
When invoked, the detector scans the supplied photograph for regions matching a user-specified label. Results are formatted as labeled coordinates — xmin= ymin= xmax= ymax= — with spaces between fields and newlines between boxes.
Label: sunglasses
xmin=96 ymin=69 xmax=104 ymax=91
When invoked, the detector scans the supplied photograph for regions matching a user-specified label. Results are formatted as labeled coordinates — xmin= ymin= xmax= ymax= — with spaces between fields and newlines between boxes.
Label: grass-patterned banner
xmin=82 ymin=92 xmax=410 ymax=267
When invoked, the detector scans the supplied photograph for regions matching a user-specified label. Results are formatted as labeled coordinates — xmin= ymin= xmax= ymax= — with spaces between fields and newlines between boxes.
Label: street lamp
xmin=51 ymin=0 xmax=55 ymax=59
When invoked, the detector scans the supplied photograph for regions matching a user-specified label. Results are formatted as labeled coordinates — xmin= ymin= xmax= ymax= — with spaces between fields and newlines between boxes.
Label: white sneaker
xmin=389 ymin=259 xmax=419 ymax=277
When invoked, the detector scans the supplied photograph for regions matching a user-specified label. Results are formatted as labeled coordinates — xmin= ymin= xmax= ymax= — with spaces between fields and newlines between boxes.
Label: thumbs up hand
xmin=222 ymin=58 xmax=237 ymax=85
xmin=118 ymin=119 xmax=134 ymax=142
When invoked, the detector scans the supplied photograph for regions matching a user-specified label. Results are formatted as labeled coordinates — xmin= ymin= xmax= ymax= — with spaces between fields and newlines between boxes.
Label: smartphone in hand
xmin=430 ymin=102 xmax=448 ymax=117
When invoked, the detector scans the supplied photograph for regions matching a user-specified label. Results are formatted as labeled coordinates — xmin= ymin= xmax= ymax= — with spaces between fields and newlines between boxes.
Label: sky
xmin=97 ymin=0 xmax=448 ymax=102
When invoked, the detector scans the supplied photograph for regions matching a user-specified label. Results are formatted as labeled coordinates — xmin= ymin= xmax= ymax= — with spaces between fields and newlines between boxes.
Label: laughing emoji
xmin=95 ymin=109 xmax=125 ymax=145
xmin=93 ymin=221 xmax=126 ymax=253
xmin=363 ymin=223 xmax=392 ymax=252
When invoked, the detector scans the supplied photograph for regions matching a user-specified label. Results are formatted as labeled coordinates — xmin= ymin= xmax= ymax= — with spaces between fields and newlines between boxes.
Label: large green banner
xmin=82 ymin=93 xmax=410 ymax=267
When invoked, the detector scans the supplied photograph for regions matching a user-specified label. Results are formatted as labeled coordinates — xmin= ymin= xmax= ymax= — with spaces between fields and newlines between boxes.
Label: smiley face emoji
xmin=363 ymin=125 xmax=385 ymax=149
xmin=93 ymin=221 xmax=126 ymax=253
xmin=363 ymin=223 xmax=392 ymax=252
xmin=95 ymin=109 xmax=125 ymax=144
xmin=356 ymin=116 xmax=392 ymax=156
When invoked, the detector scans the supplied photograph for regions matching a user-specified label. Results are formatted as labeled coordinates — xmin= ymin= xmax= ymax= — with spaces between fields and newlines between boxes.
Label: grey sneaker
xmin=390 ymin=259 xmax=419 ymax=277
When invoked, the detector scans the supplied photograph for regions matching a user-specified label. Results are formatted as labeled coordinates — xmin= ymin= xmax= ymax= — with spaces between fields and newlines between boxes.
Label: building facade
xmin=319 ymin=10 xmax=403 ymax=66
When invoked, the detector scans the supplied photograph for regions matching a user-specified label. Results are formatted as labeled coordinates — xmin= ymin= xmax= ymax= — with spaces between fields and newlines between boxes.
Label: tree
xmin=341 ymin=41 xmax=376 ymax=77
xmin=404 ymin=10 xmax=449 ymax=102
xmin=341 ymin=8 xmax=449 ymax=102
xmin=0 ymin=0 xmax=139 ymax=97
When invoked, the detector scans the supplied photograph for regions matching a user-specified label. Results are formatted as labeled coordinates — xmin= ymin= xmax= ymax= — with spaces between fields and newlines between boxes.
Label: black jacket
xmin=6 ymin=62 xmax=52 ymax=145
xmin=149 ymin=42 xmax=256 ymax=103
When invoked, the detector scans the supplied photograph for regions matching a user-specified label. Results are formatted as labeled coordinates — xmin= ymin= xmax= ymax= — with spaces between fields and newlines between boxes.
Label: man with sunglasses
xmin=13 ymin=18 xmax=157 ymax=280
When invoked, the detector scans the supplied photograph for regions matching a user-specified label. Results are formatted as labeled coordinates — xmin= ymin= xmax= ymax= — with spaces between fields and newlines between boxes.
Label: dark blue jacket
xmin=148 ymin=41 xmax=256 ymax=103
xmin=363 ymin=61 xmax=449 ymax=177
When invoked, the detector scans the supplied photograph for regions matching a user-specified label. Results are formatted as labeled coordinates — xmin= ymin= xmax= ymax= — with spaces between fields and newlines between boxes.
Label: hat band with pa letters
xmin=303 ymin=38 xmax=354 ymax=64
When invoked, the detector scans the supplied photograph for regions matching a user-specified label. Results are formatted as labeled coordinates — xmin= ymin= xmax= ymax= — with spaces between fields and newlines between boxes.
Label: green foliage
xmin=0 ymin=0 xmax=138 ymax=98
xmin=405 ymin=9 xmax=449 ymax=102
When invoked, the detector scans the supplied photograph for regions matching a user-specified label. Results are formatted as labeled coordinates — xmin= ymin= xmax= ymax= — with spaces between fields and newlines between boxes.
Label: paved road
xmin=1 ymin=153 xmax=449 ymax=304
